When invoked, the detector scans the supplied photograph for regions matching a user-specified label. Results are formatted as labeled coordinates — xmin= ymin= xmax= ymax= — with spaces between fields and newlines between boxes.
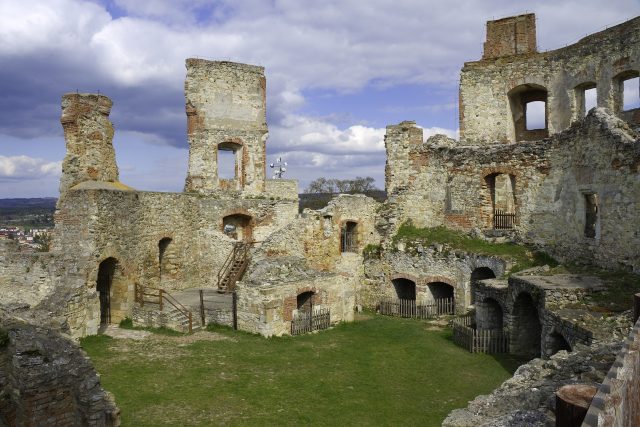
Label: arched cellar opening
xmin=297 ymin=291 xmax=315 ymax=314
xmin=476 ymin=298 xmax=503 ymax=330
xmin=341 ymin=221 xmax=358 ymax=253
xmin=96 ymin=257 xmax=117 ymax=326
xmin=222 ymin=213 xmax=253 ymax=242
xmin=485 ymin=173 xmax=516 ymax=230
xmin=470 ymin=267 xmax=496 ymax=304
xmin=511 ymin=292 xmax=542 ymax=359
xmin=547 ymin=331 xmax=572 ymax=357
xmin=158 ymin=237 xmax=172 ymax=281
xmin=392 ymin=278 xmax=416 ymax=300
xmin=426 ymin=282 xmax=454 ymax=301
xmin=508 ymin=84 xmax=548 ymax=141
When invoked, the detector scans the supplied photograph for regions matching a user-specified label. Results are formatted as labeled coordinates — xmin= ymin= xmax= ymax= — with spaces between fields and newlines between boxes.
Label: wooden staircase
xmin=217 ymin=241 xmax=250 ymax=292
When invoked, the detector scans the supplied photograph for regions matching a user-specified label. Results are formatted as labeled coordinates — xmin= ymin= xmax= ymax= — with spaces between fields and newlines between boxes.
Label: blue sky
xmin=0 ymin=0 xmax=638 ymax=197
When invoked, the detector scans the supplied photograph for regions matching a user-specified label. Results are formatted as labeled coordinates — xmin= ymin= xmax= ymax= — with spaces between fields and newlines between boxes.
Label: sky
xmin=0 ymin=0 xmax=638 ymax=198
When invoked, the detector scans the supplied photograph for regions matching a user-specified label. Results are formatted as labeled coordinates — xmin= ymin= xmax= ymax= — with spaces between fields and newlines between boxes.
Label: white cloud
xmin=0 ymin=156 xmax=61 ymax=180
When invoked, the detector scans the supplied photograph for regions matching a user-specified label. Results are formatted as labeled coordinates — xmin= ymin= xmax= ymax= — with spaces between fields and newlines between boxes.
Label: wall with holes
xmin=460 ymin=14 xmax=640 ymax=144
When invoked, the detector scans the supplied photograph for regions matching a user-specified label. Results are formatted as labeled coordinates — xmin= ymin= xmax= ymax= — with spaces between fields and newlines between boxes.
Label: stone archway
xmin=96 ymin=258 xmax=117 ymax=326
xmin=392 ymin=278 xmax=416 ymax=300
xmin=470 ymin=267 xmax=496 ymax=304
xmin=222 ymin=213 xmax=253 ymax=242
xmin=96 ymin=257 xmax=130 ymax=326
xmin=511 ymin=292 xmax=542 ymax=359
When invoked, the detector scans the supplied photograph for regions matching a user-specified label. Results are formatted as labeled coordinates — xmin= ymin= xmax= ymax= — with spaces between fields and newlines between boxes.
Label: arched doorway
xmin=511 ymin=292 xmax=542 ymax=359
xmin=158 ymin=237 xmax=172 ymax=281
xmin=547 ymin=331 xmax=572 ymax=356
xmin=96 ymin=258 xmax=117 ymax=326
xmin=476 ymin=298 xmax=503 ymax=330
xmin=222 ymin=213 xmax=253 ymax=242
xmin=470 ymin=267 xmax=496 ymax=304
xmin=297 ymin=291 xmax=314 ymax=314
xmin=392 ymin=278 xmax=416 ymax=300
xmin=426 ymin=282 xmax=454 ymax=300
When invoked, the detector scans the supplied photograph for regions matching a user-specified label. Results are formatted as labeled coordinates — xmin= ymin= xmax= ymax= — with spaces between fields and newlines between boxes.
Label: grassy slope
xmin=82 ymin=315 xmax=519 ymax=426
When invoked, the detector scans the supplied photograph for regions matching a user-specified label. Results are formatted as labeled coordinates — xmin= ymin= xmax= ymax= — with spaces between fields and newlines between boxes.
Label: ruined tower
xmin=59 ymin=93 xmax=119 ymax=196
xmin=184 ymin=59 xmax=268 ymax=195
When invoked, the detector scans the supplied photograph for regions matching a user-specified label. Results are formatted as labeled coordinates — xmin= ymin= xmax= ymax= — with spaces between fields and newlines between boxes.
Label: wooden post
xmin=555 ymin=384 xmax=597 ymax=427
xmin=199 ymin=290 xmax=205 ymax=327
xmin=633 ymin=293 xmax=640 ymax=324
xmin=232 ymin=291 xmax=238 ymax=330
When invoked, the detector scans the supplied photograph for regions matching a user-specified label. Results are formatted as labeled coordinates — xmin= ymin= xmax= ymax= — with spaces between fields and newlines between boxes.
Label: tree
xmin=305 ymin=176 xmax=379 ymax=194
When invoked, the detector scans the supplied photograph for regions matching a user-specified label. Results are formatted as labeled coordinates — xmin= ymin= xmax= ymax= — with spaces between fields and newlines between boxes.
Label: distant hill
xmin=0 ymin=198 xmax=57 ymax=209
xmin=0 ymin=198 xmax=57 ymax=228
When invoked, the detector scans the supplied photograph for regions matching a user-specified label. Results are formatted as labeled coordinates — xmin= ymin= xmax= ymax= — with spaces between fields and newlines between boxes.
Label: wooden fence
xmin=493 ymin=209 xmax=515 ymax=230
xmin=379 ymin=297 xmax=455 ymax=319
xmin=452 ymin=314 xmax=509 ymax=354
xmin=291 ymin=308 xmax=331 ymax=336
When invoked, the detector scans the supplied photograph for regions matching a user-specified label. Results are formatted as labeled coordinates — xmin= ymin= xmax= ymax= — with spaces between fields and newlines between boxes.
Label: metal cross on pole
xmin=270 ymin=157 xmax=287 ymax=179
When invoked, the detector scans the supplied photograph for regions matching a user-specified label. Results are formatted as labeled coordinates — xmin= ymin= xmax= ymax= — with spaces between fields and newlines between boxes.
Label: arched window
xmin=508 ymin=84 xmax=549 ymax=141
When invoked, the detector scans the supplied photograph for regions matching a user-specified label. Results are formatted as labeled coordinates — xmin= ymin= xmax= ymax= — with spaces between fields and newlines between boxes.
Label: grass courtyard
xmin=81 ymin=314 xmax=522 ymax=426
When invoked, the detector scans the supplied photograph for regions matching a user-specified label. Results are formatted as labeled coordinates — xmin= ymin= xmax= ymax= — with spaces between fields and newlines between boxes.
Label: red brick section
xmin=390 ymin=273 xmax=420 ymax=284
xmin=483 ymin=13 xmax=537 ymax=60
xmin=283 ymin=287 xmax=320 ymax=321
xmin=421 ymin=275 xmax=457 ymax=287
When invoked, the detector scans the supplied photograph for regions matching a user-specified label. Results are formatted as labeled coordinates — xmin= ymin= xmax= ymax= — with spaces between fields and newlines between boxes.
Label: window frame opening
xmin=508 ymin=84 xmax=549 ymax=141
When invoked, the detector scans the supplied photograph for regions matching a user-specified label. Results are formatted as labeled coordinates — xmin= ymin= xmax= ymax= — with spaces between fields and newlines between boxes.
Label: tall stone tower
xmin=59 ymin=93 xmax=119 ymax=196
xmin=183 ymin=59 xmax=268 ymax=195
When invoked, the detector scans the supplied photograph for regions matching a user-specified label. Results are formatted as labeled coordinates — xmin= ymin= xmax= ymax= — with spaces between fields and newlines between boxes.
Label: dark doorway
xmin=392 ymin=278 xmax=416 ymax=300
xmin=222 ymin=214 xmax=253 ymax=242
xmin=97 ymin=258 xmax=117 ymax=326
xmin=341 ymin=221 xmax=358 ymax=253
xmin=297 ymin=291 xmax=314 ymax=314
xmin=158 ymin=237 xmax=172 ymax=280
xmin=427 ymin=282 xmax=454 ymax=300
xmin=584 ymin=193 xmax=598 ymax=238
xmin=470 ymin=267 xmax=496 ymax=304
xmin=547 ymin=332 xmax=572 ymax=356
xmin=511 ymin=292 xmax=542 ymax=359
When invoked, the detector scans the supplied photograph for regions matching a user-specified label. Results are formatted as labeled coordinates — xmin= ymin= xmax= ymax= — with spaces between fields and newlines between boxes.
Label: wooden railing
xmin=291 ymin=308 xmax=331 ymax=336
xmin=134 ymin=284 xmax=193 ymax=333
xmin=217 ymin=242 xmax=250 ymax=292
xmin=379 ymin=297 xmax=455 ymax=319
xmin=452 ymin=313 xmax=509 ymax=354
xmin=493 ymin=209 xmax=515 ymax=230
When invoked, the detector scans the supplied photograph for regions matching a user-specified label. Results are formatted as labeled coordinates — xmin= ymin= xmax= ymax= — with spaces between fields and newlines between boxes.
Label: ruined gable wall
xmin=184 ymin=59 xmax=268 ymax=194
xmin=460 ymin=16 xmax=640 ymax=143
xmin=383 ymin=110 xmax=640 ymax=270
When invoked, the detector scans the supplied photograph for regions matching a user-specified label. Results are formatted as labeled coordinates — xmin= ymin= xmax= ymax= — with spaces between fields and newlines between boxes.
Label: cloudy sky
xmin=1 ymin=0 xmax=638 ymax=197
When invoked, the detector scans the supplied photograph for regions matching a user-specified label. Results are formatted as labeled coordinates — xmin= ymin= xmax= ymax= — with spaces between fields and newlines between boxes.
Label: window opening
xmin=218 ymin=149 xmax=236 ymax=179
xmin=623 ymin=76 xmax=640 ymax=111
xmin=584 ymin=87 xmax=597 ymax=114
xmin=584 ymin=193 xmax=598 ymax=238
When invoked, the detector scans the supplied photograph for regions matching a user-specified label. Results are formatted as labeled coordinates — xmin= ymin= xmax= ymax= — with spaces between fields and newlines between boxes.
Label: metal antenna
xmin=269 ymin=156 xmax=288 ymax=179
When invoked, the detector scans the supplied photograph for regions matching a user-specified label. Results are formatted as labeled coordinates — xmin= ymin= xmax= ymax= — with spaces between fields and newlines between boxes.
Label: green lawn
xmin=82 ymin=315 xmax=520 ymax=426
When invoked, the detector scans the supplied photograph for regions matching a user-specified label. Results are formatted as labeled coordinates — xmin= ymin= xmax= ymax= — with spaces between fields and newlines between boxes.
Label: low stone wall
xmin=0 ymin=311 xmax=120 ymax=426
xmin=584 ymin=318 xmax=640 ymax=426
xmin=132 ymin=305 xmax=193 ymax=333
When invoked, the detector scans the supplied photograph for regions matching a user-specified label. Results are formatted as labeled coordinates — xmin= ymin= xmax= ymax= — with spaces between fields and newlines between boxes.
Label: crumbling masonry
xmin=0 ymin=12 xmax=639 ymax=427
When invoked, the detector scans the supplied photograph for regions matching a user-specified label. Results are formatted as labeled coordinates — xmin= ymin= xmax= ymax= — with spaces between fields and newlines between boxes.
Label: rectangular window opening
xmin=584 ymin=87 xmax=597 ymax=115
xmin=526 ymin=101 xmax=546 ymax=130
xmin=623 ymin=77 xmax=640 ymax=111
xmin=584 ymin=193 xmax=598 ymax=238
xmin=218 ymin=149 xmax=236 ymax=179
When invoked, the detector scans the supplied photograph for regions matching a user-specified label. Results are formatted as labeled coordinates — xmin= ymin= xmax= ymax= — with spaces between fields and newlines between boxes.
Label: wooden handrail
xmin=134 ymin=284 xmax=193 ymax=333
xmin=217 ymin=241 xmax=251 ymax=292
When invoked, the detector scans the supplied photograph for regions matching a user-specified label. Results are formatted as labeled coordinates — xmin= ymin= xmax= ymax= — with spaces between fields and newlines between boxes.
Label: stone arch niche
xmin=470 ymin=267 xmax=496 ymax=304
xmin=546 ymin=331 xmax=572 ymax=357
xmin=392 ymin=278 xmax=416 ymax=300
xmin=222 ymin=212 xmax=253 ymax=242
xmin=508 ymin=83 xmax=549 ymax=141
xmin=476 ymin=297 xmax=503 ymax=330
xmin=510 ymin=292 xmax=542 ymax=359
xmin=96 ymin=257 xmax=130 ymax=326
xmin=426 ymin=281 xmax=454 ymax=302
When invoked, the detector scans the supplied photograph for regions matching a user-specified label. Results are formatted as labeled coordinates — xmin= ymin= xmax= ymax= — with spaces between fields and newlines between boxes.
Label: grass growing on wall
xmin=82 ymin=314 xmax=520 ymax=427
xmin=393 ymin=223 xmax=557 ymax=274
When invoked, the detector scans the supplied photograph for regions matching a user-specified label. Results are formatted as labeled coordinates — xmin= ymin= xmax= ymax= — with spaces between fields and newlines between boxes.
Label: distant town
xmin=0 ymin=197 xmax=56 ymax=252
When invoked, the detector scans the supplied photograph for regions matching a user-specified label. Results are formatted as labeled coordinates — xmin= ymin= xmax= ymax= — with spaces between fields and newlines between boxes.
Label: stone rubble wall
xmin=460 ymin=16 xmax=640 ymax=143
xmin=584 ymin=317 xmax=640 ymax=427
xmin=0 ymin=310 xmax=120 ymax=426
xmin=383 ymin=110 xmax=640 ymax=270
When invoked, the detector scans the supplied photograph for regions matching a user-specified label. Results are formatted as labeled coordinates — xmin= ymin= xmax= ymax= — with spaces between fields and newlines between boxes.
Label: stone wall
xmin=0 ymin=310 xmax=119 ymax=426
xmin=584 ymin=317 xmax=640 ymax=426
xmin=383 ymin=110 xmax=640 ymax=270
xmin=460 ymin=16 xmax=640 ymax=143
xmin=184 ymin=59 xmax=268 ymax=195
